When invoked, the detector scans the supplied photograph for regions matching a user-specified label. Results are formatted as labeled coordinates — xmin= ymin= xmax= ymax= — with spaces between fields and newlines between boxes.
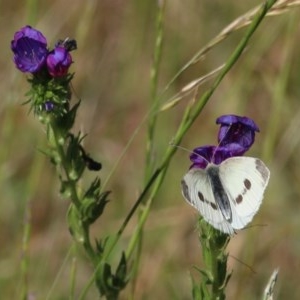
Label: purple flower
xmin=189 ymin=145 xmax=233 ymax=169
xmin=46 ymin=46 xmax=72 ymax=77
xmin=11 ymin=25 xmax=48 ymax=73
xmin=189 ymin=115 xmax=260 ymax=169
xmin=44 ymin=101 xmax=55 ymax=111
xmin=217 ymin=114 xmax=259 ymax=154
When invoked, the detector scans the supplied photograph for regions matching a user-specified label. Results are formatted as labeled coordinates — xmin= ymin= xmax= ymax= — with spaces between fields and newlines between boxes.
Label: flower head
xmin=46 ymin=46 xmax=72 ymax=77
xmin=216 ymin=114 xmax=259 ymax=153
xmin=189 ymin=115 xmax=260 ymax=169
xmin=11 ymin=25 xmax=48 ymax=73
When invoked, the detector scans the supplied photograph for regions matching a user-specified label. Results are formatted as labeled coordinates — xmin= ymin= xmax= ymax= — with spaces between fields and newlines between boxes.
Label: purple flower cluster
xmin=190 ymin=115 xmax=259 ymax=169
xmin=11 ymin=25 xmax=73 ymax=77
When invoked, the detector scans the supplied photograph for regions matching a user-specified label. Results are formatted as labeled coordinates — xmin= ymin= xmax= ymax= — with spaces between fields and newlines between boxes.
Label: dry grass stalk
xmin=161 ymin=0 xmax=300 ymax=111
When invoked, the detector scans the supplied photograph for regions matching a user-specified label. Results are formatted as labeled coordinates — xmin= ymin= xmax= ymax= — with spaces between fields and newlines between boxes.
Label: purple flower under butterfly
xmin=11 ymin=25 xmax=48 ymax=73
xmin=46 ymin=46 xmax=73 ymax=77
xmin=189 ymin=145 xmax=230 ymax=169
xmin=190 ymin=115 xmax=259 ymax=169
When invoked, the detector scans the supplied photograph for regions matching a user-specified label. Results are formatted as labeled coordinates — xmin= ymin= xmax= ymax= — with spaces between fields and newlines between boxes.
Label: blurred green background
xmin=1 ymin=0 xmax=300 ymax=299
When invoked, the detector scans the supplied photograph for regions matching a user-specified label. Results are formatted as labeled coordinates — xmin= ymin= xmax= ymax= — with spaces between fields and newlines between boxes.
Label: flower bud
xmin=46 ymin=46 xmax=72 ymax=77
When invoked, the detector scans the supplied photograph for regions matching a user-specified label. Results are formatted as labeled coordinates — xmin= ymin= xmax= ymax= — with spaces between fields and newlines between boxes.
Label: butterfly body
xmin=181 ymin=156 xmax=270 ymax=235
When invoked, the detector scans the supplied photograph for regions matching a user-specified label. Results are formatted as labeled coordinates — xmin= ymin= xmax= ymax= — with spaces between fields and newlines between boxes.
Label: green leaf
xmin=80 ymin=178 xmax=110 ymax=224
xmin=67 ymin=204 xmax=85 ymax=244
xmin=115 ymin=252 xmax=127 ymax=287
xmin=95 ymin=237 xmax=109 ymax=256
xmin=95 ymin=252 xmax=128 ymax=299
xmin=81 ymin=191 xmax=110 ymax=225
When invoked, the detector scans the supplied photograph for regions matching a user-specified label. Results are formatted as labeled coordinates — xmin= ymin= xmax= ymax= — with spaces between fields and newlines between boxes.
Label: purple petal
xmin=189 ymin=145 xmax=234 ymax=169
xmin=216 ymin=114 xmax=259 ymax=132
xmin=12 ymin=25 xmax=47 ymax=46
xmin=216 ymin=114 xmax=259 ymax=152
xmin=189 ymin=146 xmax=213 ymax=169
xmin=11 ymin=26 xmax=48 ymax=73
xmin=46 ymin=46 xmax=72 ymax=77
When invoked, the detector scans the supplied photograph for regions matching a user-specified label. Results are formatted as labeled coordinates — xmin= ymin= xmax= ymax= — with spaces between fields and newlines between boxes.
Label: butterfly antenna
xmin=211 ymin=123 xmax=233 ymax=161
xmin=242 ymin=223 xmax=268 ymax=231
xmin=169 ymin=142 xmax=194 ymax=154
xmin=169 ymin=141 xmax=209 ymax=164
xmin=229 ymin=255 xmax=257 ymax=274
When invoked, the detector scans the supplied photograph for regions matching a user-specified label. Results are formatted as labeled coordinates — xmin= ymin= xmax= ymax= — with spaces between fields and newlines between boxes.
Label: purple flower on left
xmin=11 ymin=25 xmax=48 ymax=73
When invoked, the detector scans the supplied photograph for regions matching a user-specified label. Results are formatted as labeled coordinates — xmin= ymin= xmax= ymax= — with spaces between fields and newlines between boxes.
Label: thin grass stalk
xmin=145 ymin=0 xmax=166 ymax=181
xmin=130 ymin=1 xmax=166 ymax=295
xmin=45 ymin=247 xmax=73 ymax=300
xmin=262 ymin=12 xmax=297 ymax=160
xmin=69 ymin=254 xmax=77 ymax=300
xmin=19 ymin=155 xmax=44 ymax=300
xmin=20 ymin=204 xmax=30 ymax=300
xmin=162 ymin=0 xmax=298 ymax=95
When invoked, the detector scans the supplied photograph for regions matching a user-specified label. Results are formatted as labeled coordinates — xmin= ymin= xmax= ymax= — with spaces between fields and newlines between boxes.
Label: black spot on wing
xmin=235 ymin=178 xmax=251 ymax=205
xmin=210 ymin=202 xmax=218 ymax=210
xmin=236 ymin=194 xmax=243 ymax=204
xmin=244 ymin=179 xmax=251 ymax=190
xmin=198 ymin=191 xmax=205 ymax=202
xmin=198 ymin=191 xmax=217 ymax=210
xmin=181 ymin=180 xmax=191 ymax=202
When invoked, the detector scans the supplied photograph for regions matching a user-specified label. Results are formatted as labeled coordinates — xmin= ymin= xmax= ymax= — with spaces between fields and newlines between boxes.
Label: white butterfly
xmin=181 ymin=156 xmax=270 ymax=235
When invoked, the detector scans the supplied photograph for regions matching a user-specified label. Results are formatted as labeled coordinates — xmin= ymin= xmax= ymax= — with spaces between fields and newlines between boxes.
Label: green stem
xmin=50 ymin=122 xmax=81 ymax=208
xmin=49 ymin=121 xmax=96 ymax=263
xmin=197 ymin=221 xmax=230 ymax=300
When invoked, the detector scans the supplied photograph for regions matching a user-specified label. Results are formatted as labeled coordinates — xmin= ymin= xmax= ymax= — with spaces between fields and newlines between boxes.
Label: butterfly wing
xmin=218 ymin=157 xmax=270 ymax=230
xmin=181 ymin=168 xmax=234 ymax=235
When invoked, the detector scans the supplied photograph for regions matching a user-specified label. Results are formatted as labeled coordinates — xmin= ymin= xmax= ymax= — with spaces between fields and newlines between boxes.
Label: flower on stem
xmin=11 ymin=26 xmax=76 ymax=114
xmin=189 ymin=114 xmax=259 ymax=169
xmin=11 ymin=26 xmax=73 ymax=78
xmin=46 ymin=46 xmax=73 ymax=77
xmin=11 ymin=25 xmax=128 ymax=299
xmin=216 ymin=114 xmax=259 ymax=153
xmin=11 ymin=25 xmax=48 ymax=73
